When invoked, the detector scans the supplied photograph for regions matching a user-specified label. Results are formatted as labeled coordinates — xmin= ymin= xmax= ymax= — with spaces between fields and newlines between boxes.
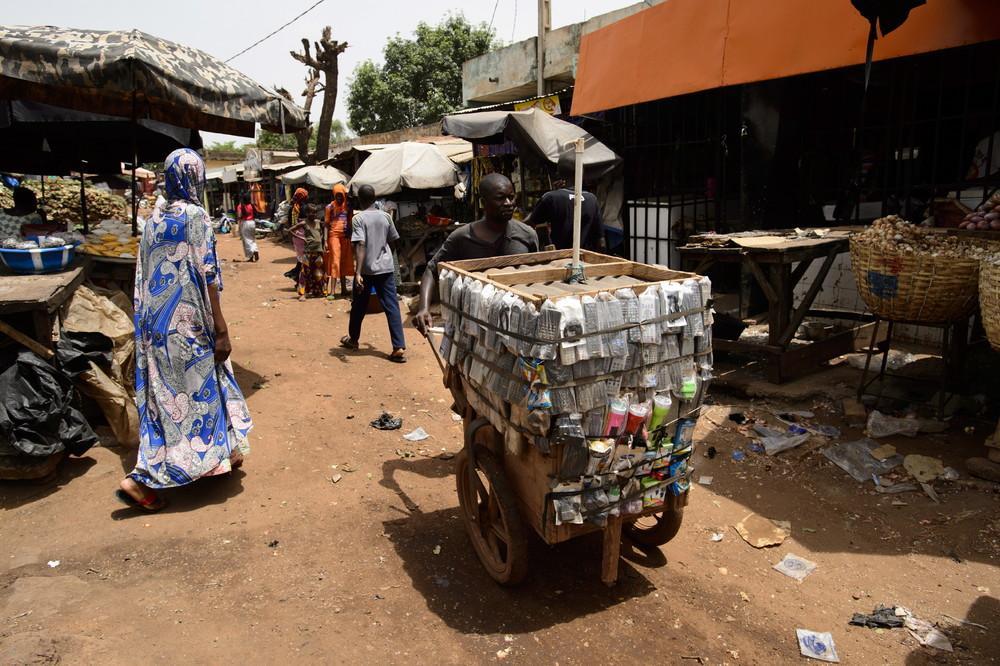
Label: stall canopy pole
xmin=79 ymin=160 xmax=89 ymax=234
xmin=563 ymin=137 xmax=586 ymax=284
xmin=130 ymin=89 xmax=139 ymax=237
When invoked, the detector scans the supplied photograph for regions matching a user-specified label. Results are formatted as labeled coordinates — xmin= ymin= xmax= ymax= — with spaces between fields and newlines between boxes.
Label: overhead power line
xmin=226 ymin=0 xmax=327 ymax=63
xmin=488 ymin=0 xmax=501 ymax=33
xmin=511 ymin=0 xmax=518 ymax=43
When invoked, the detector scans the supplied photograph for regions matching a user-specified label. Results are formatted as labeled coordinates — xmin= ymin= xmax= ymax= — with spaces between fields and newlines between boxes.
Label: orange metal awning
xmin=571 ymin=0 xmax=1000 ymax=115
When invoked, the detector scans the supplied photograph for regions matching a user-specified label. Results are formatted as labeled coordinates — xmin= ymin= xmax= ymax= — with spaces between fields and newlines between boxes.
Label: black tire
xmin=624 ymin=507 xmax=685 ymax=547
xmin=455 ymin=425 xmax=529 ymax=586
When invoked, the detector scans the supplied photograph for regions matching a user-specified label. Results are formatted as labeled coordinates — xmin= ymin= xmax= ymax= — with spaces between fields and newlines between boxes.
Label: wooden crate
xmin=440 ymin=249 xmax=698 ymax=304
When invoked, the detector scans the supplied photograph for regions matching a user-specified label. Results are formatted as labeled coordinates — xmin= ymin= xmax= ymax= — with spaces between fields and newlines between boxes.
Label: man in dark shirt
xmin=414 ymin=173 xmax=538 ymax=335
xmin=526 ymin=156 xmax=604 ymax=251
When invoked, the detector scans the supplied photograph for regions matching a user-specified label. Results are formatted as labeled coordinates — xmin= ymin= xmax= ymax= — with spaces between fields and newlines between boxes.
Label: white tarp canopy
xmin=280 ymin=164 xmax=350 ymax=189
xmin=349 ymin=142 xmax=458 ymax=196
xmin=441 ymin=108 xmax=621 ymax=177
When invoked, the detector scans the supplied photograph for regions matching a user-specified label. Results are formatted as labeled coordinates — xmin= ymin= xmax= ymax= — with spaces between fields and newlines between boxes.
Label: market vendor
xmin=524 ymin=155 xmax=604 ymax=251
xmin=413 ymin=173 xmax=538 ymax=335
xmin=0 ymin=186 xmax=45 ymax=238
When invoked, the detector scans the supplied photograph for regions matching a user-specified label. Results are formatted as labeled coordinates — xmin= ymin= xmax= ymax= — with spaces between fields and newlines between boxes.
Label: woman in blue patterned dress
xmin=116 ymin=148 xmax=252 ymax=512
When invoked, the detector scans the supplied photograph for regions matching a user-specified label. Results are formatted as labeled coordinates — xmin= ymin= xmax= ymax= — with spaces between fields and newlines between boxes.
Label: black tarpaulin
xmin=0 ymin=350 xmax=97 ymax=457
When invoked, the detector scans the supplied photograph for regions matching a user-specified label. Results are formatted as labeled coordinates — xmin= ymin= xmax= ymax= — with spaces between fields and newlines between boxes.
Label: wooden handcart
xmin=430 ymin=250 xmax=708 ymax=586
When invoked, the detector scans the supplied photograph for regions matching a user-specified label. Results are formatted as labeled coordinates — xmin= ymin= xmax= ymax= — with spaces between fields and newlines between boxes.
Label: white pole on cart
xmin=571 ymin=137 xmax=585 ymax=274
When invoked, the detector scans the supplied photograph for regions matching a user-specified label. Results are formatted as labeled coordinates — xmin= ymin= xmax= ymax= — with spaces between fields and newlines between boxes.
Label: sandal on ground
xmin=339 ymin=336 xmax=359 ymax=350
xmin=230 ymin=451 xmax=245 ymax=469
xmin=115 ymin=488 xmax=167 ymax=513
xmin=389 ymin=349 xmax=407 ymax=363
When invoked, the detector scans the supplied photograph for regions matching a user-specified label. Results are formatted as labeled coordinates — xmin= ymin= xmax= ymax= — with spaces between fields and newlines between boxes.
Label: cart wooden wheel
xmin=623 ymin=507 xmax=685 ymax=548
xmin=455 ymin=419 xmax=529 ymax=586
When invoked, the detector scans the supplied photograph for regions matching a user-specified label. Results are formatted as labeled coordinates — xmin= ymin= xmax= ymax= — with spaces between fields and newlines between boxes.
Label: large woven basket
xmin=849 ymin=237 xmax=979 ymax=323
xmin=981 ymin=261 xmax=1000 ymax=350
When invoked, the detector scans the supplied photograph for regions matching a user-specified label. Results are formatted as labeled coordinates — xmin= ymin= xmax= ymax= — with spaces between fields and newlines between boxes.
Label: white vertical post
xmin=572 ymin=137 xmax=585 ymax=269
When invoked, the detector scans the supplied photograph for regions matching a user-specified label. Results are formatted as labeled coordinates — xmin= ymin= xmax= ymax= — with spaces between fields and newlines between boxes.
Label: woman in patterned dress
xmin=116 ymin=148 xmax=253 ymax=512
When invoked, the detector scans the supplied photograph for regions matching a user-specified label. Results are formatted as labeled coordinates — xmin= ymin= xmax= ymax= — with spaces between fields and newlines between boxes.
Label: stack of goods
xmin=23 ymin=179 xmax=128 ymax=226
xmin=1 ymin=232 xmax=83 ymax=249
xmin=78 ymin=220 xmax=139 ymax=259
xmin=437 ymin=267 xmax=713 ymax=527
xmin=850 ymin=216 xmax=984 ymax=323
xmin=959 ymin=192 xmax=1000 ymax=230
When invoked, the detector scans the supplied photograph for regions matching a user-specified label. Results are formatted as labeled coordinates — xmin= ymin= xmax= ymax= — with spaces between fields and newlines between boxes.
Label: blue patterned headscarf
xmin=163 ymin=148 xmax=206 ymax=204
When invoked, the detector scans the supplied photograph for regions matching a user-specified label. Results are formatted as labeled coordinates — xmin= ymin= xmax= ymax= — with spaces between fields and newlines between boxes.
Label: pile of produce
xmin=23 ymin=179 xmax=128 ymax=227
xmin=959 ymin=192 xmax=1000 ymax=230
xmin=855 ymin=215 xmax=997 ymax=260
xmin=78 ymin=220 xmax=138 ymax=259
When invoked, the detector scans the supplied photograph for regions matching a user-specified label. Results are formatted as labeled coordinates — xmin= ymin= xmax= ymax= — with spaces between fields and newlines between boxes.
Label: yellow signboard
xmin=514 ymin=94 xmax=562 ymax=115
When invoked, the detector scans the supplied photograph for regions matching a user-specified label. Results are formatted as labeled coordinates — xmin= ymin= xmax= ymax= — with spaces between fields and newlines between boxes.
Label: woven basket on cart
xmin=980 ymin=261 xmax=1000 ymax=350
xmin=849 ymin=237 xmax=980 ymax=323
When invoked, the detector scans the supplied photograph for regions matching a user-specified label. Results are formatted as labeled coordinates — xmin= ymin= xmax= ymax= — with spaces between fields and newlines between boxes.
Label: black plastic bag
xmin=0 ymin=350 xmax=97 ymax=457
xmin=56 ymin=331 xmax=113 ymax=379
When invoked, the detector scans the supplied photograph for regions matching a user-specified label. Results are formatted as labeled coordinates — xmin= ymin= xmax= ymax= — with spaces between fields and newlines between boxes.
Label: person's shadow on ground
xmin=110 ymin=467 xmax=247 ymax=520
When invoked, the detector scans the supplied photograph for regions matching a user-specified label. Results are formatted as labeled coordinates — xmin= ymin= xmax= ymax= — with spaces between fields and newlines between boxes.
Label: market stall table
xmin=0 ymin=263 xmax=88 ymax=348
xmin=679 ymin=228 xmax=872 ymax=383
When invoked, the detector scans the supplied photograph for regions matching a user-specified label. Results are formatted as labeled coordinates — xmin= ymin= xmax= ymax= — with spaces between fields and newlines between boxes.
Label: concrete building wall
xmin=463 ymin=1 xmax=664 ymax=105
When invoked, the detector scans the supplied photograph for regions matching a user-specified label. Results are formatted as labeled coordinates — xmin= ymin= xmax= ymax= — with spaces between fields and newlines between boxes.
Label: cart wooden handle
xmin=423 ymin=326 xmax=447 ymax=376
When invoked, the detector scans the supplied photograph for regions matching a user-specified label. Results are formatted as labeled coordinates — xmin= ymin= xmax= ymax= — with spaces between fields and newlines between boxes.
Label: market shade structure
xmin=348 ymin=142 xmax=458 ymax=196
xmin=280 ymin=164 xmax=350 ymax=190
xmin=0 ymin=99 xmax=201 ymax=174
xmin=571 ymin=0 xmax=1000 ymax=115
xmin=0 ymin=25 xmax=307 ymax=137
xmin=442 ymin=108 xmax=621 ymax=178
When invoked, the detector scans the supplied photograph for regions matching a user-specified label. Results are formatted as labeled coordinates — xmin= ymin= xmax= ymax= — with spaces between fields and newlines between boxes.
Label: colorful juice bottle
xmin=648 ymin=393 xmax=672 ymax=433
xmin=604 ymin=397 xmax=628 ymax=437
xmin=625 ymin=402 xmax=650 ymax=435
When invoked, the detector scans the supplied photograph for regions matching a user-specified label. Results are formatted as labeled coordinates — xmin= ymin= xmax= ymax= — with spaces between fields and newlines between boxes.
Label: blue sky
xmin=3 ymin=0 xmax=644 ymax=145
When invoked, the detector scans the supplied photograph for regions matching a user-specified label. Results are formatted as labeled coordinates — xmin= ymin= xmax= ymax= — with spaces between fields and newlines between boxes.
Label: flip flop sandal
xmin=115 ymin=489 xmax=167 ymax=513
xmin=340 ymin=336 xmax=359 ymax=350
xmin=230 ymin=452 xmax=245 ymax=469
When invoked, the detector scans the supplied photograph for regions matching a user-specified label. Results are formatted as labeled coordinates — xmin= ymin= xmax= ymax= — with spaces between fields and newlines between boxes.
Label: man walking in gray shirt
xmin=340 ymin=184 xmax=407 ymax=362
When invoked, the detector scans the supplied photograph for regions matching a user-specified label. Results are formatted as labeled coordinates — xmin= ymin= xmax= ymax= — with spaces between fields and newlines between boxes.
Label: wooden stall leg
xmin=32 ymin=310 xmax=55 ymax=350
xmin=601 ymin=515 xmax=624 ymax=587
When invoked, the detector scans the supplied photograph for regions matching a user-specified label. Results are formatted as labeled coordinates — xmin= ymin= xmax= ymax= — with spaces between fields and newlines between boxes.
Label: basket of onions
xmin=959 ymin=192 xmax=1000 ymax=230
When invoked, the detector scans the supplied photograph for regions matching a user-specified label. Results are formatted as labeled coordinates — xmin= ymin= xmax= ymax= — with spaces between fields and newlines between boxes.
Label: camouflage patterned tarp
xmin=0 ymin=25 xmax=307 ymax=137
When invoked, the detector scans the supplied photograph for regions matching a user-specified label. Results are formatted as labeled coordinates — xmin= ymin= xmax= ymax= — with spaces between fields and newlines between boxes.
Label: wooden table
xmin=679 ymin=228 xmax=874 ymax=383
xmin=0 ymin=263 xmax=89 ymax=348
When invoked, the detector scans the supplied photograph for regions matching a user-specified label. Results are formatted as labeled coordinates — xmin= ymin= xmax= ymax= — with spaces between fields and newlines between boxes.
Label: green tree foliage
xmin=205 ymin=140 xmax=241 ymax=153
xmin=347 ymin=14 xmax=497 ymax=135
xmin=257 ymin=120 xmax=351 ymax=151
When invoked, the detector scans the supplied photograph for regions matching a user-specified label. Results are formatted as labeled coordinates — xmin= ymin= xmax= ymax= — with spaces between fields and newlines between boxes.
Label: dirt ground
xmin=2 ymin=235 xmax=998 ymax=665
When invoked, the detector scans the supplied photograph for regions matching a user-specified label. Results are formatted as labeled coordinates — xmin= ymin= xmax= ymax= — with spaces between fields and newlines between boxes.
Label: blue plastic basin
xmin=0 ymin=245 xmax=77 ymax=274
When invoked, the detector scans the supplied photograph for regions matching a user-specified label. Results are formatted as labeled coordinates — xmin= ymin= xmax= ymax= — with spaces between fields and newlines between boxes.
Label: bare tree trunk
xmin=275 ymin=67 xmax=320 ymax=165
xmin=291 ymin=28 xmax=348 ymax=165
xmin=296 ymin=69 xmax=320 ymax=164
